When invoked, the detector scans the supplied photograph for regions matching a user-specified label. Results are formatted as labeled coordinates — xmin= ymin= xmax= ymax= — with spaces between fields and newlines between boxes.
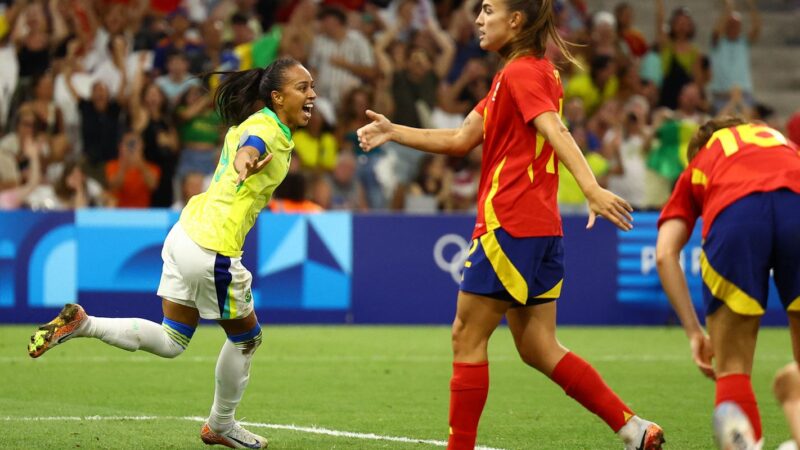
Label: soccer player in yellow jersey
xmin=27 ymin=57 xmax=317 ymax=449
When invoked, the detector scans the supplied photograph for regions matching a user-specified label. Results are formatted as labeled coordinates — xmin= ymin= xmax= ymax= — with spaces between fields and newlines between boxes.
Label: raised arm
xmin=654 ymin=0 xmax=668 ymax=48
xmin=746 ymin=0 xmax=761 ymax=43
xmin=534 ymin=111 xmax=633 ymax=230
xmin=110 ymin=36 xmax=130 ymax=107
xmin=17 ymin=136 xmax=43 ymax=201
xmin=711 ymin=0 xmax=733 ymax=46
xmin=426 ymin=17 xmax=456 ymax=80
xmin=656 ymin=218 xmax=714 ymax=379
xmin=357 ymin=109 xmax=483 ymax=157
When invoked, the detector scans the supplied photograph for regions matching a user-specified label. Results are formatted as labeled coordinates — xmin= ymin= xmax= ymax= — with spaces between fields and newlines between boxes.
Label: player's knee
xmin=161 ymin=317 xmax=196 ymax=358
xmin=228 ymin=323 xmax=263 ymax=356
xmin=774 ymin=363 xmax=800 ymax=403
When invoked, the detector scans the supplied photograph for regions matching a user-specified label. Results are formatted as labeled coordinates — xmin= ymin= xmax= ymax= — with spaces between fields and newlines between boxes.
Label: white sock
xmin=208 ymin=329 xmax=262 ymax=433
xmin=617 ymin=415 xmax=646 ymax=444
xmin=77 ymin=316 xmax=188 ymax=358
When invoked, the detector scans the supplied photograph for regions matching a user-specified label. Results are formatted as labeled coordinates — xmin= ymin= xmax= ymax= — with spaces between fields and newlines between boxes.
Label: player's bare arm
xmin=357 ymin=110 xmax=483 ymax=157
xmin=234 ymin=146 xmax=273 ymax=187
xmin=656 ymin=218 xmax=715 ymax=379
xmin=533 ymin=111 xmax=634 ymax=231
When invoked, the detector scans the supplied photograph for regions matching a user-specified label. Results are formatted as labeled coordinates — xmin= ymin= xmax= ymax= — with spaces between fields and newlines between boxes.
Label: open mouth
xmin=302 ymin=103 xmax=314 ymax=118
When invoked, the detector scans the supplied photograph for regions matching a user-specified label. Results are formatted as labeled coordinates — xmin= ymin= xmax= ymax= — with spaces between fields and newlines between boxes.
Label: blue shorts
xmin=459 ymin=228 xmax=564 ymax=306
xmin=702 ymin=189 xmax=800 ymax=316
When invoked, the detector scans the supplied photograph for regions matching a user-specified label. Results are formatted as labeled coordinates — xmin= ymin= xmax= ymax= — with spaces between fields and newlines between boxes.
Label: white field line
xmin=0 ymin=415 xmax=504 ymax=450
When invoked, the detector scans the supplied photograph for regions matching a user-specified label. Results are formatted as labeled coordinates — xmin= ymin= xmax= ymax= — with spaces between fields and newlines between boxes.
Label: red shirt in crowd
xmin=472 ymin=56 xmax=563 ymax=240
xmin=658 ymin=123 xmax=800 ymax=237
xmin=105 ymin=161 xmax=161 ymax=208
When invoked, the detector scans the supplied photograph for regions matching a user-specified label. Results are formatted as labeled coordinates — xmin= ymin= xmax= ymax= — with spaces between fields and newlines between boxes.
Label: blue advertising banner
xmin=0 ymin=210 xmax=788 ymax=325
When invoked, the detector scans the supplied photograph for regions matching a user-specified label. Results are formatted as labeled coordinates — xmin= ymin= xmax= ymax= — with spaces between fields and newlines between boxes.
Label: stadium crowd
xmin=0 ymin=0 xmax=797 ymax=213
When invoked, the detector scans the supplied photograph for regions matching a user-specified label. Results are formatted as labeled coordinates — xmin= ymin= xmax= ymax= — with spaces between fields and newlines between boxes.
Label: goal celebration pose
xmin=357 ymin=1 xmax=664 ymax=449
xmin=656 ymin=117 xmax=800 ymax=449
xmin=27 ymin=57 xmax=316 ymax=449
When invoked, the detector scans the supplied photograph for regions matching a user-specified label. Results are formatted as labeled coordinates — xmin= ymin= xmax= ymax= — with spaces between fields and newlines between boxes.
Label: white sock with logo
xmin=208 ymin=326 xmax=263 ymax=433
xmin=77 ymin=317 xmax=188 ymax=358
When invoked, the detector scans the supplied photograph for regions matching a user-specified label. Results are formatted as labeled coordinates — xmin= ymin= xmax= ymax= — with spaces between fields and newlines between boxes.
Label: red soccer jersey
xmin=658 ymin=123 xmax=800 ymax=237
xmin=472 ymin=56 xmax=563 ymax=239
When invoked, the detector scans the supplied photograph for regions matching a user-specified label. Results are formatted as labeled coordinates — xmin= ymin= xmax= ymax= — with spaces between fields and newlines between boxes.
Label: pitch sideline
xmin=0 ymin=415 xmax=506 ymax=450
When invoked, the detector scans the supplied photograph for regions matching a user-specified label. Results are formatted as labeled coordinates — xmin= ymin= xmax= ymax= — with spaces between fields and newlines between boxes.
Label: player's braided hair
xmin=207 ymin=57 xmax=301 ymax=126
xmin=687 ymin=116 xmax=748 ymax=162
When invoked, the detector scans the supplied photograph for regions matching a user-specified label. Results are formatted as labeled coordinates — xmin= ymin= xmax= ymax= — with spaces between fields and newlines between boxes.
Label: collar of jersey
xmin=261 ymin=107 xmax=292 ymax=141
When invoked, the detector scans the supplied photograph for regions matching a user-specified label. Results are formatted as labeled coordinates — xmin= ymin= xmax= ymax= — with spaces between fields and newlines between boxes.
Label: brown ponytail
xmin=501 ymin=0 xmax=581 ymax=68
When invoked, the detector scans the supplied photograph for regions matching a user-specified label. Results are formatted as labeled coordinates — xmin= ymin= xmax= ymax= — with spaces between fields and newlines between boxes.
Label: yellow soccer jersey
xmin=180 ymin=107 xmax=294 ymax=256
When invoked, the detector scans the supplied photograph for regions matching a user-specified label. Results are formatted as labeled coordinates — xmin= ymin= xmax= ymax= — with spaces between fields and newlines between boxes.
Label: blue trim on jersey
xmin=240 ymin=135 xmax=268 ymax=156
xmin=228 ymin=323 xmax=262 ymax=343
xmin=162 ymin=317 xmax=196 ymax=338
xmin=214 ymin=254 xmax=233 ymax=318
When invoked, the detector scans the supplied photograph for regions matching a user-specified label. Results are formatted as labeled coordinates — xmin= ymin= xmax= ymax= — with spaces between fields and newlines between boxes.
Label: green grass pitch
xmin=0 ymin=325 xmax=794 ymax=449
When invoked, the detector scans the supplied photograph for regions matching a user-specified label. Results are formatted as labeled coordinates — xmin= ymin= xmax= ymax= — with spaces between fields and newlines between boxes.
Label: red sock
xmin=550 ymin=352 xmax=634 ymax=432
xmin=448 ymin=361 xmax=489 ymax=450
xmin=716 ymin=374 xmax=761 ymax=441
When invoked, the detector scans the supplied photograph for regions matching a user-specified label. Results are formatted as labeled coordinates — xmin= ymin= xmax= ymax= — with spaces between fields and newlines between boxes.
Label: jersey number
xmin=706 ymin=123 xmax=788 ymax=157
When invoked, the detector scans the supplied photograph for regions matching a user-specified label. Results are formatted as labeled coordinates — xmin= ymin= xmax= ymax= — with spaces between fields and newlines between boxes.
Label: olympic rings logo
xmin=433 ymin=234 xmax=470 ymax=284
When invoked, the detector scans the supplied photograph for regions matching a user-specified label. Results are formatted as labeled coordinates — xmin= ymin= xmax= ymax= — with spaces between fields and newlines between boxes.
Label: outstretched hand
xmin=585 ymin=186 xmax=634 ymax=231
xmin=356 ymin=110 xmax=393 ymax=153
xmin=690 ymin=332 xmax=715 ymax=380
xmin=236 ymin=153 xmax=273 ymax=190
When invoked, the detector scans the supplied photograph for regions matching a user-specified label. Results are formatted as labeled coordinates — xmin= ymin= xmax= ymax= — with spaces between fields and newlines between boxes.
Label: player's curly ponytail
xmin=502 ymin=0 xmax=580 ymax=68
xmin=208 ymin=57 xmax=301 ymax=126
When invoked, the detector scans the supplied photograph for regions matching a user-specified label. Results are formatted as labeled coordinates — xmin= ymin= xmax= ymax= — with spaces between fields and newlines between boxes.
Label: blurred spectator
xmin=175 ymin=85 xmax=221 ymax=178
xmin=0 ymin=105 xmax=48 ymax=161
xmin=642 ymin=84 xmax=708 ymax=211
xmin=564 ymin=54 xmax=618 ymax=115
xmin=709 ymin=0 xmax=760 ymax=114
xmin=615 ymin=2 xmax=648 ymax=57
xmin=308 ymin=173 xmax=333 ymax=210
xmin=604 ymin=96 xmax=650 ymax=210
xmin=564 ymin=97 xmax=587 ymax=129
xmin=12 ymin=1 xmax=63 ymax=81
xmin=376 ymin=11 xmax=455 ymax=129
xmin=63 ymin=49 xmax=125 ymax=184
xmin=654 ymin=1 xmax=703 ymax=109
xmin=337 ymin=86 xmax=386 ymax=209
xmin=615 ymin=58 xmax=643 ymax=105
xmin=279 ymin=0 xmax=318 ymax=64
xmin=434 ymin=57 xmax=491 ymax=129
xmin=105 ymin=131 xmax=161 ymax=208
xmin=152 ymin=8 xmax=205 ymax=75
xmin=327 ymin=151 xmax=367 ymax=211
xmin=156 ymin=51 xmax=201 ymax=107
xmin=587 ymin=11 xmax=625 ymax=61
xmin=558 ymin=146 xmax=609 ymax=214
xmin=449 ymin=146 xmax=481 ymax=212
xmin=309 ymin=5 xmax=377 ymax=105
xmin=404 ymin=154 xmax=453 ymax=212
xmin=171 ymin=171 xmax=207 ymax=210
xmin=130 ymin=60 xmax=180 ymax=207
xmin=444 ymin=0 xmax=486 ymax=84
xmin=28 ymin=157 xmax=105 ymax=210
xmin=0 ymin=134 xmax=42 ymax=210
xmin=294 ymin=104 xmax=339 ymax=173
xmin=269 ymin=172 xmax=323 ymax=213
